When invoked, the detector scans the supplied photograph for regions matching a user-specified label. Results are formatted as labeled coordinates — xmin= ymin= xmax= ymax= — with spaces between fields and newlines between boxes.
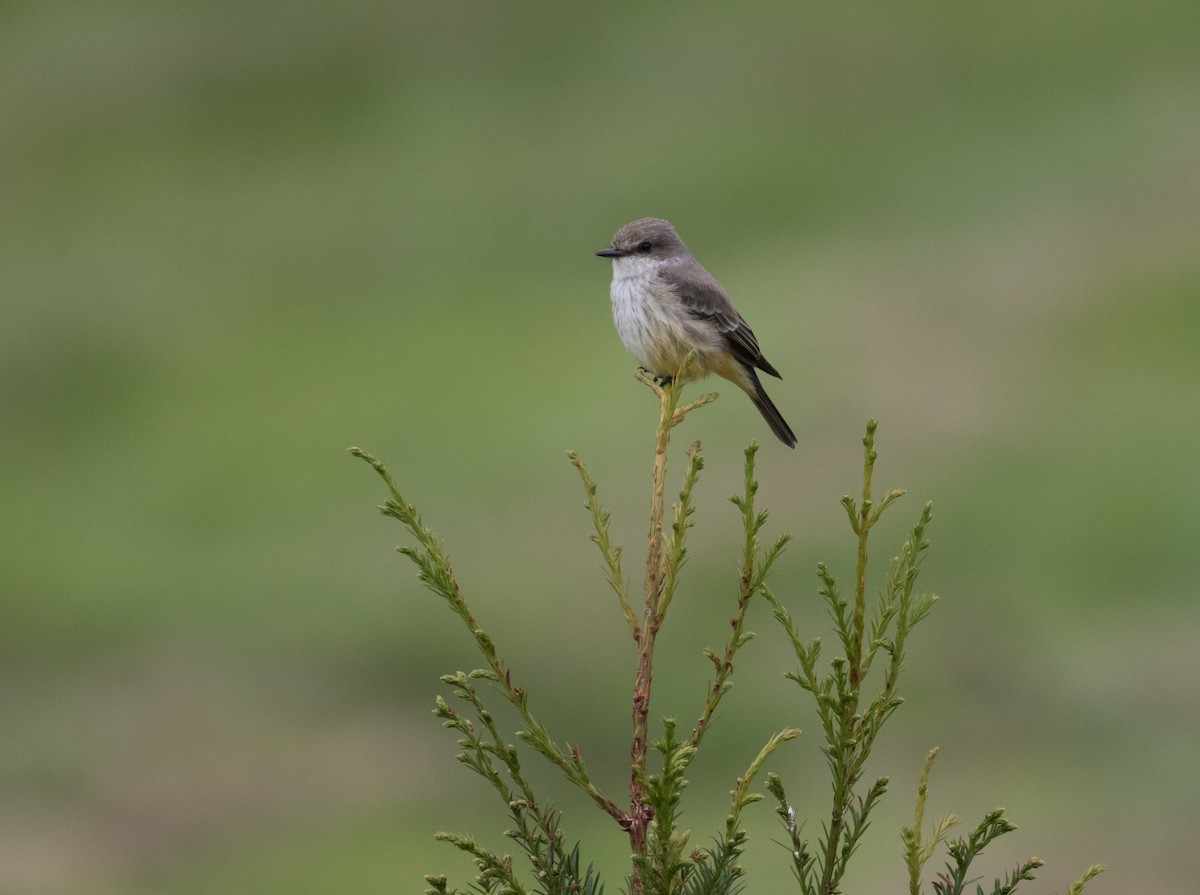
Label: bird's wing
xmin=670 ymin=263 xmax=781 ymax=378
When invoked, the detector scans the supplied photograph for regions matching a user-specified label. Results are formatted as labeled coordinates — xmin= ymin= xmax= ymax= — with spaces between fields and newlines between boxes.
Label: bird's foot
xmin=637 ymin=366 xmax=673 ymax=386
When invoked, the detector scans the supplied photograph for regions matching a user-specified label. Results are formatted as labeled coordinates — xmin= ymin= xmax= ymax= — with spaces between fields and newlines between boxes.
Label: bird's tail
xmin=744 ymin=368 xmax=797 ymax=448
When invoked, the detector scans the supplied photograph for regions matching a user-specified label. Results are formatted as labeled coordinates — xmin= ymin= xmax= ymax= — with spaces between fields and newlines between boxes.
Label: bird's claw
xmin=636 ymin=366 xmax=673 ymax=387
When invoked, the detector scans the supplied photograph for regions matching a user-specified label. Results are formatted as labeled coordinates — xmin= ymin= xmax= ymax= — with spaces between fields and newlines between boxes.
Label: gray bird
xmin=596 ymin=217 xmax=796 ymax=448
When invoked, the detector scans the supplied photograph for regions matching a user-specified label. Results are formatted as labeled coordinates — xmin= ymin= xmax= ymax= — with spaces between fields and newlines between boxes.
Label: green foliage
xmin=1066 ymin=866 xmax=1108 ymax=895
xmin=901 ymin=748 xmax=959 ymax=895
xmin=433 ymin=671 xmax=603 ymax=895
xmin=763 ymin=420 xmax=935 ymax=895
xmin=568 ymin=450 xmax=635 ymax=638
xmin=693 ymin=443 xmax=792 ymax=750
xmin=931 ymin=809 xmax=1038 ymax=895
xmin=635 ymin=719 xmax=695 ymax=895
xmin=357 ymin=386 xmax=1103 ymax=895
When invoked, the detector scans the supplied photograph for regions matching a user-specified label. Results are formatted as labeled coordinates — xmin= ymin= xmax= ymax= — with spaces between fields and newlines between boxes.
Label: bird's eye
xmin=637 ymin=241 xmax=653 ymax=253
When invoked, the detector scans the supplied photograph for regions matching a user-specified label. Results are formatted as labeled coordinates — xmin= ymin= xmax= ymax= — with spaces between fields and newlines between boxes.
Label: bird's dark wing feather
xmin=669 ymin=262 xmax=782 ymax=378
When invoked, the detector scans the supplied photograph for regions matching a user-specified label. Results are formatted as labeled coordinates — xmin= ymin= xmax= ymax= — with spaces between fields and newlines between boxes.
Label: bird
xmin=595 ymin=217 xmax=796 ymax=448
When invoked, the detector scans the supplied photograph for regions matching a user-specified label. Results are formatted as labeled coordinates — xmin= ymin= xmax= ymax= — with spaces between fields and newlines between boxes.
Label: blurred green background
xmin=3 ymin=1 xmax=1198 ymax=892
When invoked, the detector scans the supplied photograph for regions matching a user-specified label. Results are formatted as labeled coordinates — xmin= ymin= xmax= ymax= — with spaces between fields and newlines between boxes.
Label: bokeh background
xmin=3 ymin=1 xmax=1198 ymax=892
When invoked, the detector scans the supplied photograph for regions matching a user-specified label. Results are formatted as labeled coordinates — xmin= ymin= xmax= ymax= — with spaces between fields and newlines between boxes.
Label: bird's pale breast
xmin=609 ymin=256 xmax=726 ymax=379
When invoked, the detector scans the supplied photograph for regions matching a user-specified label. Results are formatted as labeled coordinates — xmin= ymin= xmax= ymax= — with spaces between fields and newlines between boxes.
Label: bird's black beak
xmin=595 ymin=247 xmax=628 ymax=258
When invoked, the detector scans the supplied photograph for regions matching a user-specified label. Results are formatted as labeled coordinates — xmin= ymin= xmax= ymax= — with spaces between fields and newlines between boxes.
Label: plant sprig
xmin=350 ymin=446 xmax=626 ymax=827
xmin=764 ymin=419 xmax=936 ymax=895
xmin=357 ymin=407 xmax=1104 ymax=895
